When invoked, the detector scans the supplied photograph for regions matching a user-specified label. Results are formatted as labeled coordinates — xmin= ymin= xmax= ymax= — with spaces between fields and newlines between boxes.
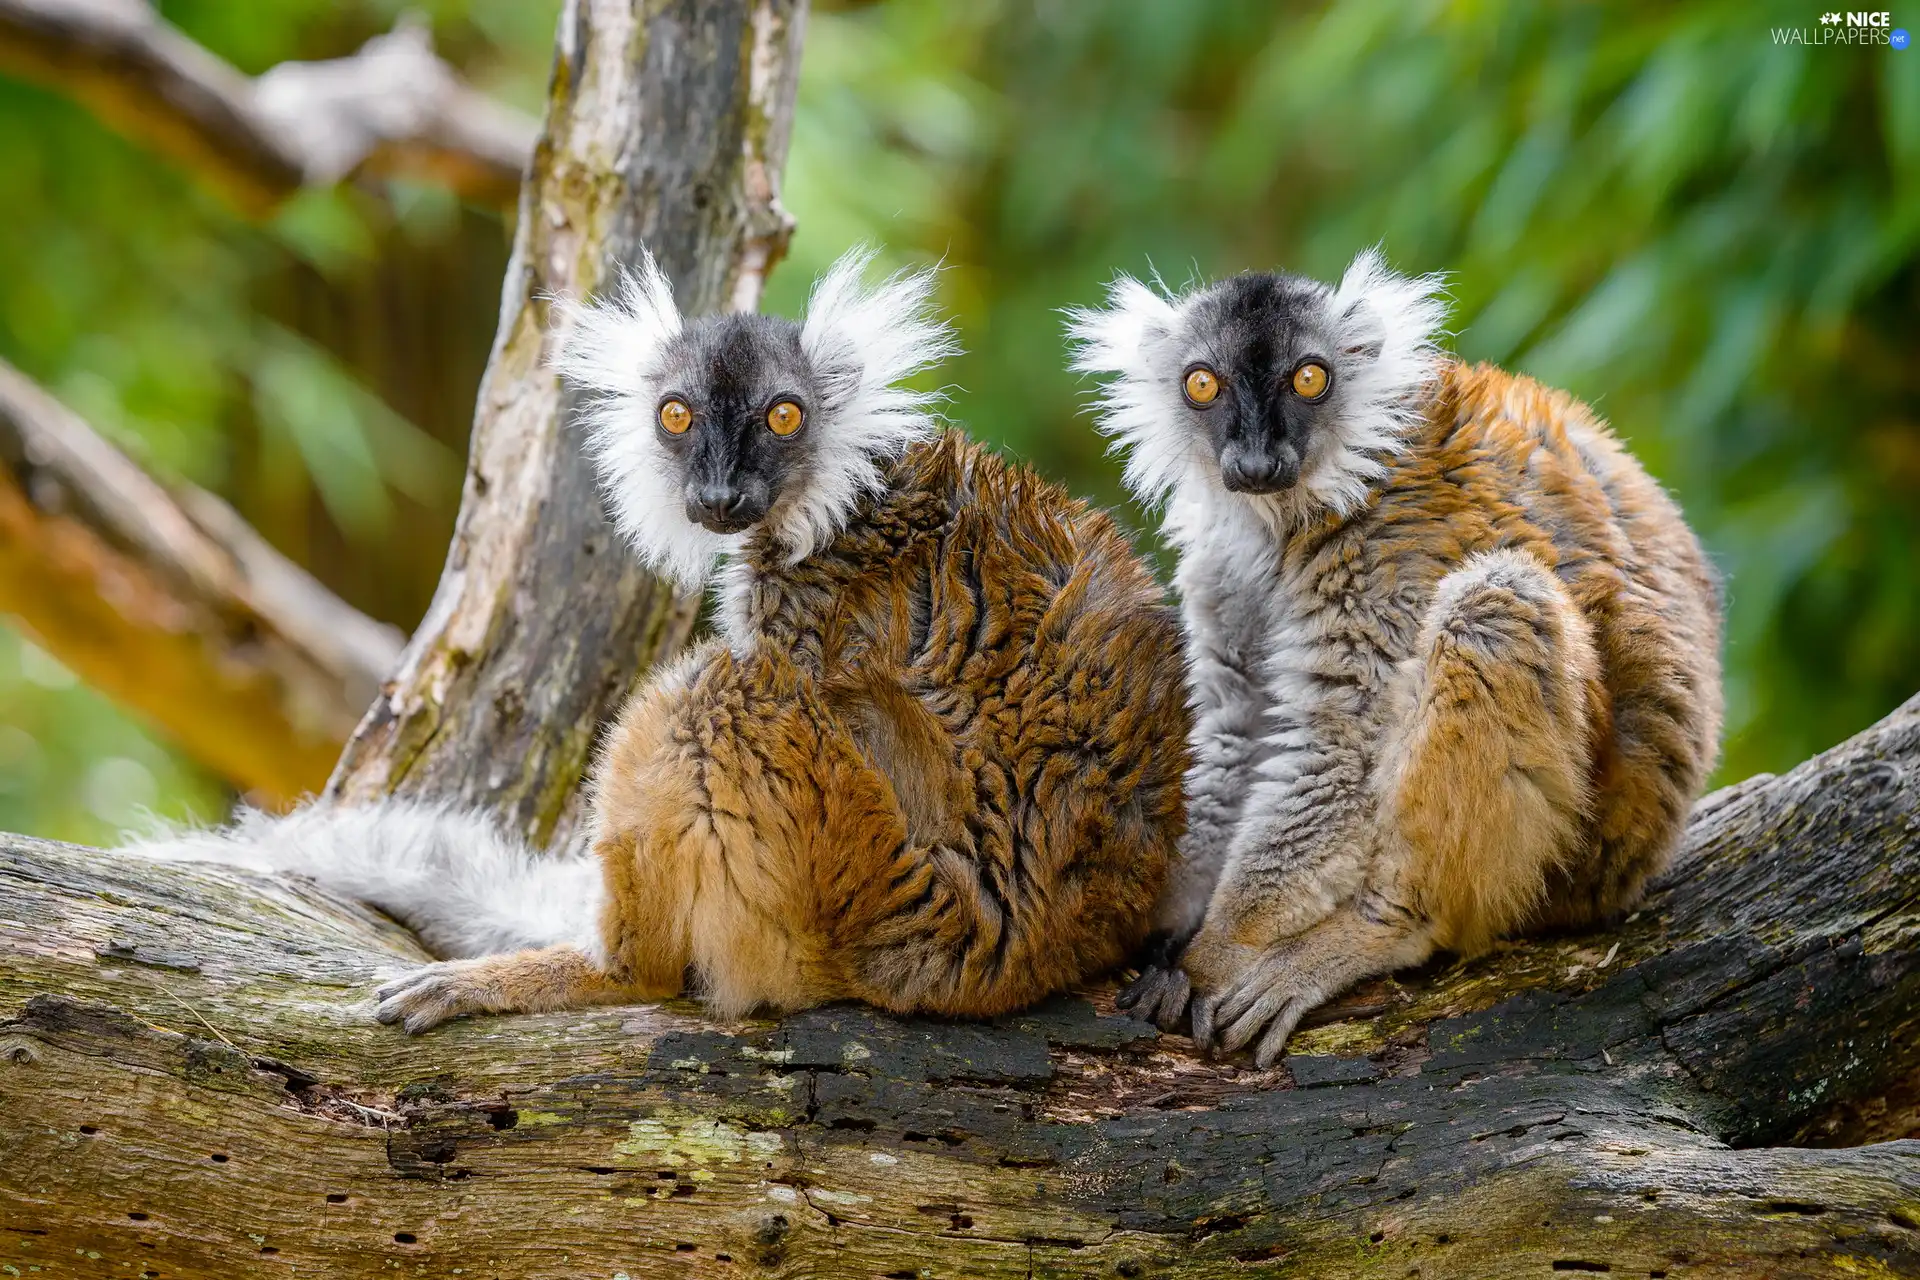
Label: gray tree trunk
xmin=324 ymin=0 xmax=806 ymax=848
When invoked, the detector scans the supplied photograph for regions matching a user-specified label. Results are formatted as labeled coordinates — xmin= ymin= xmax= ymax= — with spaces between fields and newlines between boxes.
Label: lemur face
xmin=650 ymin=315 xmax=822 ymax=534
xmin=1176 ymin=275 xmax=1350 ymax=496
xmin=555 ymin=247 xmax=956 ymax=588
xmin=1068 ymin=249 xmax=1448 ymax=530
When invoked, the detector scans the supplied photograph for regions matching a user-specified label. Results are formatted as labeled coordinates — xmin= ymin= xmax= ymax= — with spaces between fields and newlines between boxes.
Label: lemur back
xmin=1072 ymin=251 xmax=1722 ymax=1064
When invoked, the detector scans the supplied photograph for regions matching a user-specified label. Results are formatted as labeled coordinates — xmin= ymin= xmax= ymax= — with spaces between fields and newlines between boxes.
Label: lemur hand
xmin=1183 ymin=903 xmax=1434 ymax=1068
xmin=375 ymin=960 xmax=497 ymax=1034
xmin=1114 ymin=930 xmax=1194 ymax=1031
xmin=1184 ymin=933 xmax=1333 ymax=1068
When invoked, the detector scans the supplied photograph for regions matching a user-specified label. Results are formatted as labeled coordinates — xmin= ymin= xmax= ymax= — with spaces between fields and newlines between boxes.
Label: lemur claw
xmin=1116 ymin=930 xmax=1195 ymax=1030
xmin=1253 ymin=1011 xmax=1303 ymax=1069
xmin=1189 ymin=994 xmax=1218 ymax=1055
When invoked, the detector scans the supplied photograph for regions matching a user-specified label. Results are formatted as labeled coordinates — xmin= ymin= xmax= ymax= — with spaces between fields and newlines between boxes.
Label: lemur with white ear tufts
xmin=128 ymin=249 xmax=1190 ymax=1031
xmin=1068 ymin=250 xmax=1722 ymax=1065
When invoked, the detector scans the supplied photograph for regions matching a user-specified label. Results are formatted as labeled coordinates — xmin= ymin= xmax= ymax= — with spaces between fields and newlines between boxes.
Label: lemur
xmin=1068 ymin=250 xmax=1722 ymax=1066
xmin=132 ymin=249 xmax=1190 ymax=1031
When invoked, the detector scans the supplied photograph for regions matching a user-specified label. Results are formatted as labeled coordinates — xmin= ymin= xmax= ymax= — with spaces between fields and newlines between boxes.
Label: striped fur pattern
xmin=1078 ymin=254 xmax=1722 ymax=1065
xmin=373 ymin=432 xmax=1190 ymax=1029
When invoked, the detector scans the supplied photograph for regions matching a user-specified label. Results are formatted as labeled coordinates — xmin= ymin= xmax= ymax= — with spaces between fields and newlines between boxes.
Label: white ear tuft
xmin=1064 ymin=274 xmax=1194 ymax=510
xmin=775 ymin=246 xmax=959 ymax=563
xmin=550 ymin=254 xmax=737 ymax=591
xmin=1299 ymin=246 xmax=1451 ymax=517
xmin=1328 ymin=246 xmax=1449 ymax=386
xmin=549 ymin=252 xmax=681 ymax=398
xmin=1328 ymin=242 xmax=1443 ymax=412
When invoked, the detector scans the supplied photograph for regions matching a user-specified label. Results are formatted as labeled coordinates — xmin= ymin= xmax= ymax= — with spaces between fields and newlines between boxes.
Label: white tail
xmin=123 ymin=802 xmax=604 ymax=960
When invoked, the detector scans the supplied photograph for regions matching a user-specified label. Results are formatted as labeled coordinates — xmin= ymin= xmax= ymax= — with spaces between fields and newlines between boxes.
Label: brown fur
xmin=377 ymin=433 xmax=1190 ymax=1030
xmin=1173 ymin=362 xmax=1722 ymax=1060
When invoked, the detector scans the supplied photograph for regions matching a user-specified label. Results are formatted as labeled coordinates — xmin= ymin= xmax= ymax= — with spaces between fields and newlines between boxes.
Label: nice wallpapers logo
xmin=1773 ymin=11 xmax=1911 ymax=46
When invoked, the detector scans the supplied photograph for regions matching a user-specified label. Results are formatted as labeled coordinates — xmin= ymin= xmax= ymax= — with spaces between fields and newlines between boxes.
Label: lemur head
xmin=553 ymin=247 xmax=955 ymax=588
xmin=1067 ymin=249 xmax=1449 ymax=536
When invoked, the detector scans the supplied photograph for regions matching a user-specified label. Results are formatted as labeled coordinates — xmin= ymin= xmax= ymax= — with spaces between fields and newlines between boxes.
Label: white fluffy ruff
xmin=1067 ymin=247 xmax=1449 ymax=547
xmin=549 ymin=256 xmax=720 ymax=589
xmin=550 ymin=246 xmax=956 ymax=590
xmin=123 ymin=802 xmax=604 ymax=961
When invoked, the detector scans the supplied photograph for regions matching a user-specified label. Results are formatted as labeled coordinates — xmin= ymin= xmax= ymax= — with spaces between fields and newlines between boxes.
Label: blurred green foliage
xmin=2 ymin=0 xmax=1914 ymax=843
xmin=0 ymin=0 xmax=548 ymax=842
xmin=774 ymin=0 xmax=1920 ymax=785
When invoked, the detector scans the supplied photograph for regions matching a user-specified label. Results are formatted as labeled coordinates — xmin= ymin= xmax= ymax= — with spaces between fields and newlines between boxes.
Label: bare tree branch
xmin=0 ymin=356 xmax=401 ymax=804
xmin=0 ymin=0 xmax=537 ymax=216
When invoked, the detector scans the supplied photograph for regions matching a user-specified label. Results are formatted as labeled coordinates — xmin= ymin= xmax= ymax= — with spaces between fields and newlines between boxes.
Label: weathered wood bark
xmin=323 ymin=0 xmax=806 ymax=848
xmin=0 ymin=0 xmax=536 ymax=216
xmin=0 ymin=357 xmax=402 ymax=804
xmin=2 ymin=696 xmax=1916 ymax=1278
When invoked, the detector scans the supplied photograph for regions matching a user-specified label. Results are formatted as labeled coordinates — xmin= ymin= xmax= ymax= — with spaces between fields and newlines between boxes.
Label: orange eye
xmin=767 ymin=400 xmax=804 ymax=436
xmin=1183 ymin=367 xmax=1221 ymax=406
xmin=658 ymin=399 xmax=692 ymax=434
xmin=1292 ymin=362 xmax=1329 ymax=400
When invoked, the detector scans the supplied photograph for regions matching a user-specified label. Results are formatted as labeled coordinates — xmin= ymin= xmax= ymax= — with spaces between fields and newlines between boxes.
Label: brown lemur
xmin=131 ymin=248 xmax=1190 ymax=1031
xmin=1067 ymin=250 xmax=1722 ymax=1066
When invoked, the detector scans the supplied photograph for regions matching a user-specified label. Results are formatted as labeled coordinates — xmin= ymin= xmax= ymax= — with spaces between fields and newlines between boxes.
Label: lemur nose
xmin=1239 ymin=456 xmax=1281 ymax=486
xmin=688 ymin=484 xmax=764 ymax=531
xmin=696 ymin=485 xmax=748 ymax=519
xmin=1223 ymin=452 xmax=1299 ymax=493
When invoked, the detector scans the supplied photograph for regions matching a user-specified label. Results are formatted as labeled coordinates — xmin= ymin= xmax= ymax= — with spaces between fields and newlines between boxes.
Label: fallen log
xmin=1 ymin=693 xmax=1914 ymax=1278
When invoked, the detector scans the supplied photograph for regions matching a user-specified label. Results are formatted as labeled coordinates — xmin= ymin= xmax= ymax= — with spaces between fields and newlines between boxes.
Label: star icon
xmin=1821 ymin=11 xmax=1843 ymax=22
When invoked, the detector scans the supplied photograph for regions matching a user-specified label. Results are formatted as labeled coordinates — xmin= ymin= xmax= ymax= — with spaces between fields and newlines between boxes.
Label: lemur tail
xmin=123 ymin=802 xmax=604 ymax=960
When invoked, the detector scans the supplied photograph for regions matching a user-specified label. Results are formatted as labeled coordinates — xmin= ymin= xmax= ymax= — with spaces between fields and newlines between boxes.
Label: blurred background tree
xmin=2 ymin=0 xmax=1914 ymax=843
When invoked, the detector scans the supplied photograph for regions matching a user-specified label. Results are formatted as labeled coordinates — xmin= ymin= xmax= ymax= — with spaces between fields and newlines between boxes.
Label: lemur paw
xmin=1185 ymin=903 xmax=1435 ymax=1066
xmin=1117 ymin=964 xmax=1192 ymax=1030
xmin=1183 ymin=932 xmax=1327 ymax=1067
xmin=1202 ymin=945 xmax=1333 ymax=1068
xmin=374 ymin=960 xmax=492 ymax=1034
xmin=1114 ymin=931 xmax=1193 ymax=1031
